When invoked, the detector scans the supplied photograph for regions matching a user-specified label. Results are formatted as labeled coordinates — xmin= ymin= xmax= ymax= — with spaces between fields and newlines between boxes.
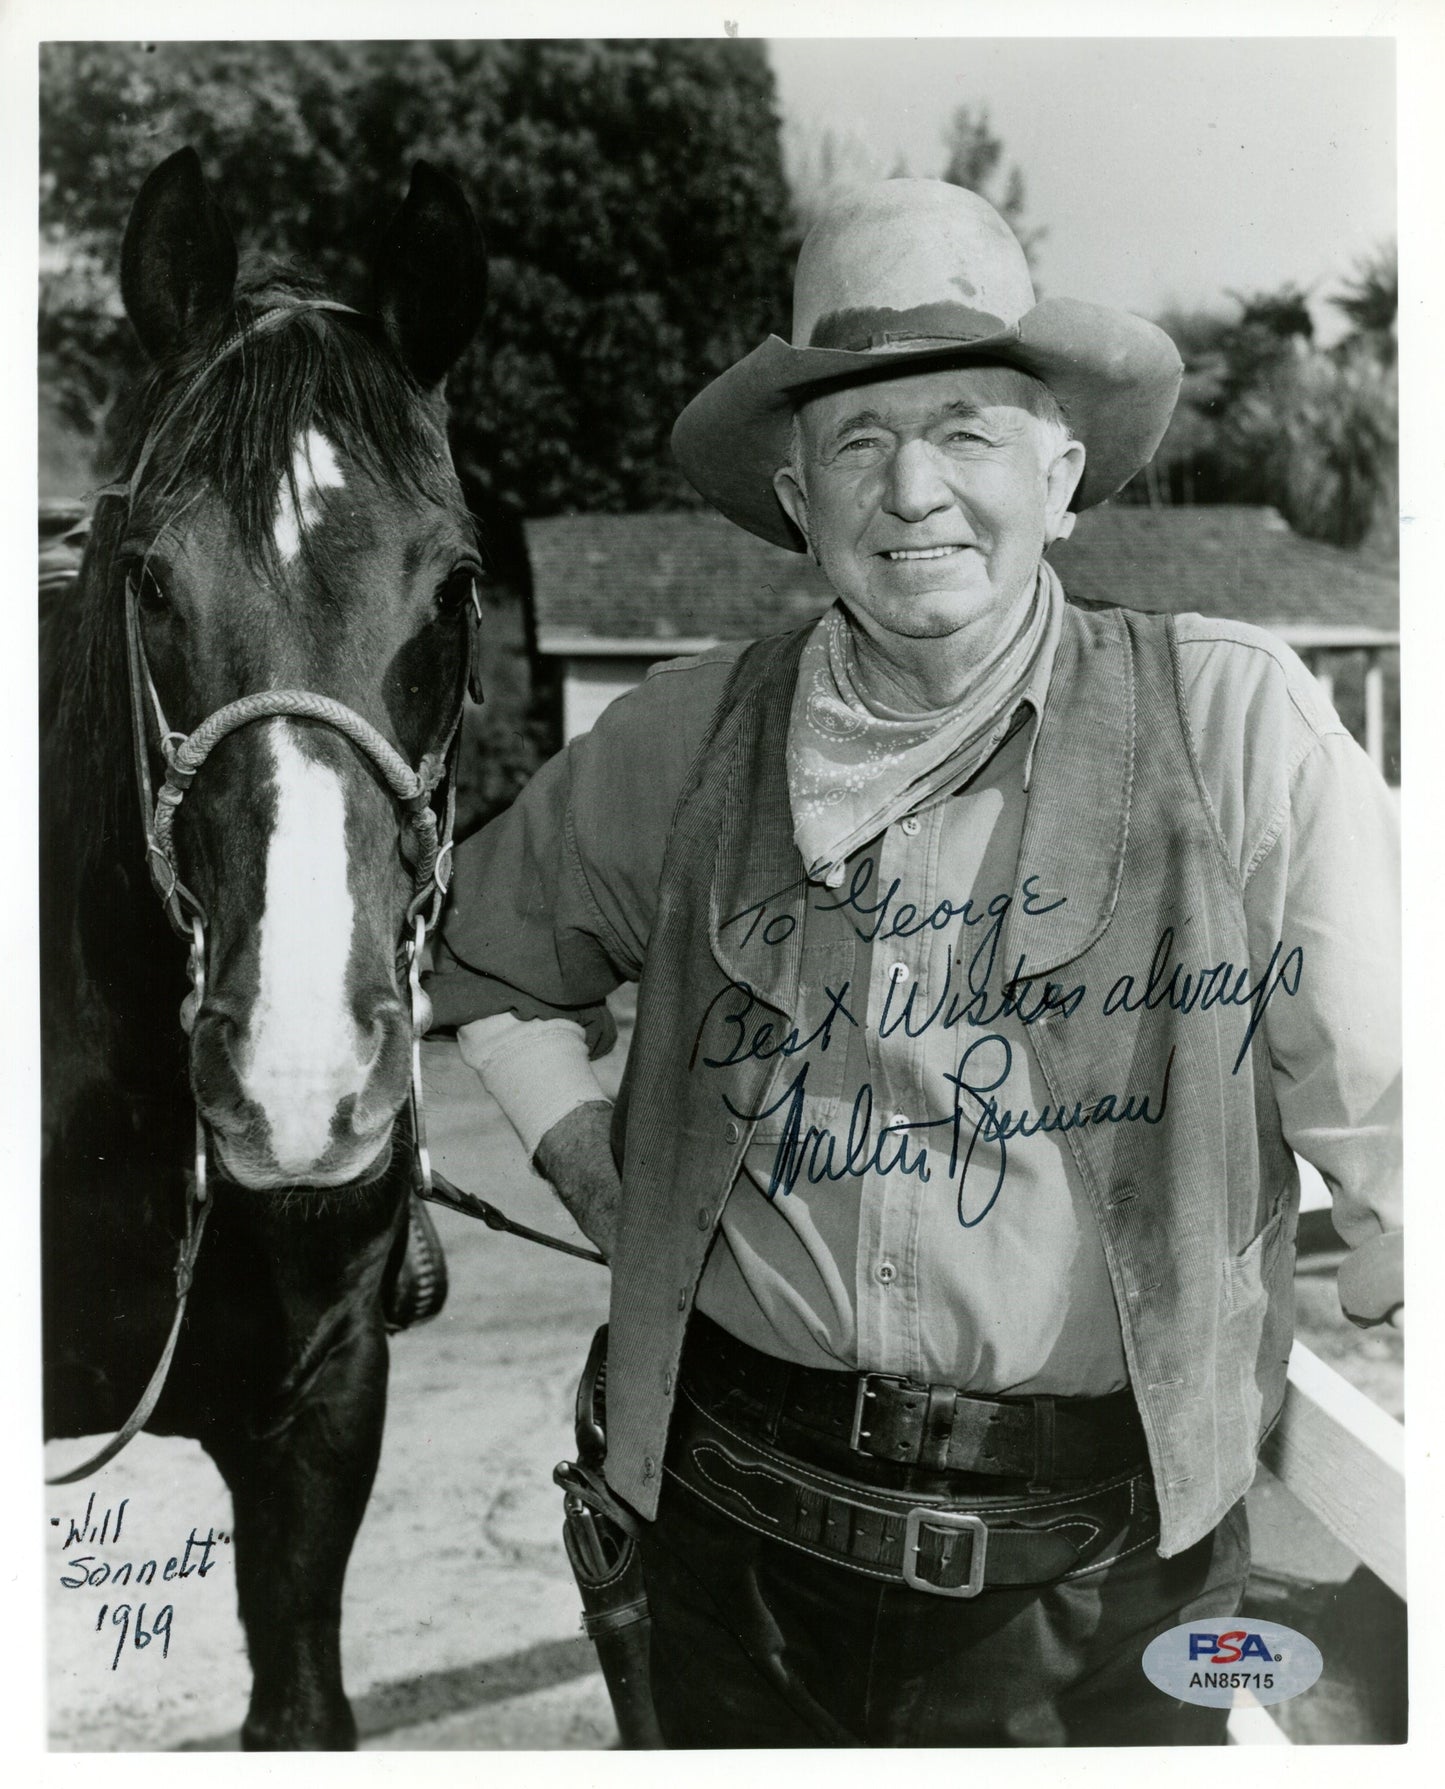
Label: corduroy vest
xmin=605 ymin=601 xmax=1299 ymax=1557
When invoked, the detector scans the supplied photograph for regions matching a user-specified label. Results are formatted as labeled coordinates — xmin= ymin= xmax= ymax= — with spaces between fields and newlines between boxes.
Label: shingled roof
xmin=525 ymin=506 xmax=1397 ymax=652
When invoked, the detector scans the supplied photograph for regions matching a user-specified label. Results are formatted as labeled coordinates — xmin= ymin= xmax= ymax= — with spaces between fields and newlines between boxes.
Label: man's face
xmin=773 ymin=365 xmax=1085 ymax=661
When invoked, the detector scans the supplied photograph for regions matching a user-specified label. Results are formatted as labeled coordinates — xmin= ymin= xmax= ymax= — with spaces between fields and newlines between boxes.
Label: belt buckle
xmin=902 ymin=1507 xmax=988 ymax=1598
xmin=849 ymin=1371 xmax=909 ymax=1452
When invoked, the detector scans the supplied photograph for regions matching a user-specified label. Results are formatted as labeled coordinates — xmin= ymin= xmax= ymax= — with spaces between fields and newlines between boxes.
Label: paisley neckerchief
xmin=787 ymin=560 xmax=1062 ymax=887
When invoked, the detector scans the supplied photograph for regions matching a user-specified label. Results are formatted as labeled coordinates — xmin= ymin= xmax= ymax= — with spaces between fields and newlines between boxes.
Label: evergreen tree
xmin=39 ymin=40 xmax=795 ymax=525
xmin=941 ymin=105 xmax=1044 ymax=270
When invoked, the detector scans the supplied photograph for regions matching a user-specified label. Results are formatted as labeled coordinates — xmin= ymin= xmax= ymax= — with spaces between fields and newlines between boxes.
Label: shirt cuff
xmin=457 ymin=1012 xmax=609 ymax=1161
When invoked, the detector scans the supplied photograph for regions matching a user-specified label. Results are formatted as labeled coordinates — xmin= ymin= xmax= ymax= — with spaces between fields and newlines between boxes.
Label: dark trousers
xmin=639 ymin=1459 xmax=1250 ymax=1747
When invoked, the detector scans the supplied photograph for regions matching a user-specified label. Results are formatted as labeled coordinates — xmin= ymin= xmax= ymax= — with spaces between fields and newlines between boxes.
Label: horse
xmin=40 ymin=147 xmax=487 ymax=1749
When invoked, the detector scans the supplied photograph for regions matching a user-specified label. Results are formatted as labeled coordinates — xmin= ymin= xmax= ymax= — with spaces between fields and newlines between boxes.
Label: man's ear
xmin=773 ymin=465 xmax=814 ymax=558
xmin=1043 ymin=439 xmax=1087 ymax=545
xmin=373 ymin=162 xmax=487 ymax=390
xmin=120 ymin=147 xmax=238 ymax=362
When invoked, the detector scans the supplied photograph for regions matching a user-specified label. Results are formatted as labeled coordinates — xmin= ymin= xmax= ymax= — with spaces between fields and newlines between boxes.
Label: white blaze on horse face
xmin=273 ymin=429 xmax=345 ymax=563
xmin=240 ymin=722 xmax=370 ymax=1176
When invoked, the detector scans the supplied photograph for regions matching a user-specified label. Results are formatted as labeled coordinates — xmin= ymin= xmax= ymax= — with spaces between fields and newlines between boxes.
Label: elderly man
xmin=428 ymin=180 xmax=1401 ymax=1746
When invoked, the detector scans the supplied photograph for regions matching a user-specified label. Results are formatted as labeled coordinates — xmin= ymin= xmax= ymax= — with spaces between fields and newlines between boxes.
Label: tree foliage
xmin=785 ymin=101 xmax=1044 ymax=271
xmin=1332 ymin=242 xmax=1397 ymax=367
xmin=785 ymin=125 xmax=906 ymax=235
xmin=39 ymin=40 xmax=795 ymax=536
xmin=40 ymin=41 xmax=796 ymax=823
xmin=1140 ymin=246 xmax=1397 ymax=551
xmin=941 ymin=105 xmax=1044 ymax=271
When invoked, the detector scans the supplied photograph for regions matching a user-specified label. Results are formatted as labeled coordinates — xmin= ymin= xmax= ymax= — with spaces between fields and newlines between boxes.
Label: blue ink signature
xmin=718 ymin=858 xmax=1066 ymax=955
xmin=878 ymin=948 xmax=1086 ymax=1037
xmin=689 ymin=978 xmax=859 ymax=1072
xmin=726 ymin=1035 xmax=1174 ymax=1227
xmin=1102 ymin=928 xmax=1304 ymax=1073
xmin=812 ymin=855 xmax=1066 ymax=946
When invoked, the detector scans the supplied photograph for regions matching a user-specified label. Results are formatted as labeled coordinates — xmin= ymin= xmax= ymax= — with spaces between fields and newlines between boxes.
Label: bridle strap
xmin=125 ymin=570 xmax=461 ymax=940
xmin=170 ymin=687 xmax=436 ymax=804
xmin=46 ymin=916 xmax=212 ymax=1488
xmin=45 ymin=1146 xmax=210 ymax=1487
xmin=150 ymin=686 xmax=452 ymax=924
xmin=108 ymin=293 xmax=467 ymax=940
xmin=419 ymin=1172 xmax=605 ymax=1266
xmin=46 ymin=298 xmax=475 ymax=1485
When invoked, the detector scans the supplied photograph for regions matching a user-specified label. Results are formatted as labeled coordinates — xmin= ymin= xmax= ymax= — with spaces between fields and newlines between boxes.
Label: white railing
xmin=1273 ymin=626 xmax=1399 ymax=779
xmin=1226 ymin=1342 xmax=1405 ymax=1744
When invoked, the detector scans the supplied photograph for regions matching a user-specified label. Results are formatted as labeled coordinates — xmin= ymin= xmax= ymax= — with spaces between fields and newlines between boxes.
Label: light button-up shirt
xmin=695 ymin=714 xmax=1131 ymax=1393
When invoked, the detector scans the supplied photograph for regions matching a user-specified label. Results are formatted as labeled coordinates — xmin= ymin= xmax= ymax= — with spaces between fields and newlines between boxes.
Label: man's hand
xmin=1338 ymin=1229 xmax=1404 ymax=1329
xmin=533 ymin=1100 xmax=620 ymax=1261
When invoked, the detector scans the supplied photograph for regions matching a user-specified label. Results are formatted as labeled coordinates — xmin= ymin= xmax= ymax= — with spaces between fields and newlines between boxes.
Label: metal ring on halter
xmin=139 ymin=680 xmax=458 ymax=940
xmin=434 ymin=837 xmax=455 ymax=898
xmin=146 ymin=839 xmax=180 ymax=902
xmin=407 ymin=912 xmax=435 ymax=1201
xmin=51 ymin=297 xmax=464 ymax=1488
xmin=189 ymin=910 xmax=210 ymax=1207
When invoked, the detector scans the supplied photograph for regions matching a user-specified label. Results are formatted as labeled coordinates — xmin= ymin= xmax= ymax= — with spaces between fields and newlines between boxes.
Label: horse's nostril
xmin=363 ymin=993 xmax=413 ymax=1051
xmin=349 ymin=996 xmax=415 ymax=1135
xmin=188 ymin=1012 xmax=251 ymax=1130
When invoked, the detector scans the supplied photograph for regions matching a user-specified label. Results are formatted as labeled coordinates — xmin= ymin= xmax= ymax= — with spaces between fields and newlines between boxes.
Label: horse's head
xmin=107 ymin=148 xmax=486 ymax=1190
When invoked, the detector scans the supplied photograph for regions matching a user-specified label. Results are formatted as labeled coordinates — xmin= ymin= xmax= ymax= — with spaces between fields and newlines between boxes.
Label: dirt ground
xmin=43 ymin=1021 xmax=1404 ymax=1751
xmin=44 ymin=1037 xmax=613 ymax=1752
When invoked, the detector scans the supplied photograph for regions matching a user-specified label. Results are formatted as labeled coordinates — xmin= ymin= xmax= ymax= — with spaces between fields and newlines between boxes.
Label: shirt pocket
xmin=1225 ymin=1198 xmax=1289 ymax=1313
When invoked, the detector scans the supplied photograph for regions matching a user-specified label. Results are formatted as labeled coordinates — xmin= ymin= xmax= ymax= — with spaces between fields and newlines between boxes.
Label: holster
xmin=554 ymin=1324 xmax=664 ymax=1748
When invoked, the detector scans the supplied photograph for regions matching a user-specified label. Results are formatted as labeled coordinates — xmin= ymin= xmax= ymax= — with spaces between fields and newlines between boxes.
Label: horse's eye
xmin=125 ymin=562 xmax=169 ymax=614
xmin=435 ymin=569 xmax=476 ymax=618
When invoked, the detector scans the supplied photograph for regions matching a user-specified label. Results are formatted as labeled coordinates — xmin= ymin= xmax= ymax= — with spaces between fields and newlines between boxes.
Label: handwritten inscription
xmin=698 ymin=857 xmax=1303 ymax=1223
xmin=718 ymin=860 xmax=1065 ymax=955
xmin=729 ymin=1036 xmax=1174 ymax=1225
xmin=51 ymin=1492 xmax=230 ymax=1672
xmin=1101 ymin=926 xmax=1304 ymax=1074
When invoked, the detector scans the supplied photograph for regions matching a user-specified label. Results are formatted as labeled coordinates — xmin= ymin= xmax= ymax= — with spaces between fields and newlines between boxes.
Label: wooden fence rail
xmin=1226 ymin=1341 xmax=1405 ymax=1744
xmin=1276 ymin=626 xmax=1399 ymax=779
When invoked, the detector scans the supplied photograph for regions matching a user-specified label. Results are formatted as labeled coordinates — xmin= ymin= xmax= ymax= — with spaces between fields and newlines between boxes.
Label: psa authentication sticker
xmin=1142 ymin=1620 xmax=1323 ymax=1707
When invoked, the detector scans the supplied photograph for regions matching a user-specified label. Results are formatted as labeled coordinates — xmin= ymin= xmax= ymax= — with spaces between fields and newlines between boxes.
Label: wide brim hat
xmin=672 ymin=179 xmax=1183 ymax=552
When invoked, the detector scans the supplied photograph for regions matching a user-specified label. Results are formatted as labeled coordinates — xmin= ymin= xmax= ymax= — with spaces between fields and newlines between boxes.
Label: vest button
xmin=677 ymin=1288 xmax=689 ymax=1312
xmin=725 ymin=1119 xmax=741 ymax=1144
xmin=697 ymin=1206 xmax=712 ymax=1230
xmin=643 ymin=1455 xmax=656 ymax=1480
xmin=662 ymin=1368 xmax=674 ymax=1395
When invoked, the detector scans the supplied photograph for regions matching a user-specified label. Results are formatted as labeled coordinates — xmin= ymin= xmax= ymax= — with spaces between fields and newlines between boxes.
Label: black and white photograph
xmin=9 ymin=0 xmax=1437 ymax=1765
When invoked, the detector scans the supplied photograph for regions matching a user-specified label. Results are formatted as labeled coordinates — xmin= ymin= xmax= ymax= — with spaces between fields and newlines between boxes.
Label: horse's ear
xmin=373 ymin=162 xmax=487 ymax=390
xmin=120 ymin=148 xmax=238 ymax=362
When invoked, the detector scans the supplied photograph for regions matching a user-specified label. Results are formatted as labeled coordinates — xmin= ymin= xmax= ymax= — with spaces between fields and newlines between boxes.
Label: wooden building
xmin=525 ymin=506 xmax=1399 ymax=776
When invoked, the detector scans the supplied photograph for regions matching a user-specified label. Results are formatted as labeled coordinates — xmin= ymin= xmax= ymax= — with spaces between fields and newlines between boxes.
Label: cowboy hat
xmin=672 ymin=178 xmax=1183 ymax=552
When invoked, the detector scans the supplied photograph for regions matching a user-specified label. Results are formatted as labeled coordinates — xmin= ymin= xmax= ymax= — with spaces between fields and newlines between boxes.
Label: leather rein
xmin=47 ymin=302 xmax=597 ymax=1489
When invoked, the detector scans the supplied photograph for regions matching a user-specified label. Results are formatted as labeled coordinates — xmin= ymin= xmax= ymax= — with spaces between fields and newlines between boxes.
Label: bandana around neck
xmin=787 ymin=560 xmax=1062 ymax=887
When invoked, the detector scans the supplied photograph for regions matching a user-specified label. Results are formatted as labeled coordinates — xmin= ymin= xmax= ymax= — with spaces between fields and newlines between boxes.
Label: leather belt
xmin=684 ymin=1312 xmax=1147 ymax=1485
xmin=666 ymin=1384 xmax=1157 ymax=1597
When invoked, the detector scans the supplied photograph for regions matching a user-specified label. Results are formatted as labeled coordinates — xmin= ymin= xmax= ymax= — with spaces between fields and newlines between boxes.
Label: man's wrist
xmin=533 ymin=1101 xmax=620 ymax=1260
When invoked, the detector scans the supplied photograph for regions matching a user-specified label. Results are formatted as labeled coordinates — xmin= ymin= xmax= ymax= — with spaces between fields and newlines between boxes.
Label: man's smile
xmin=880 ymin=545 xmax=971 ymax=561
